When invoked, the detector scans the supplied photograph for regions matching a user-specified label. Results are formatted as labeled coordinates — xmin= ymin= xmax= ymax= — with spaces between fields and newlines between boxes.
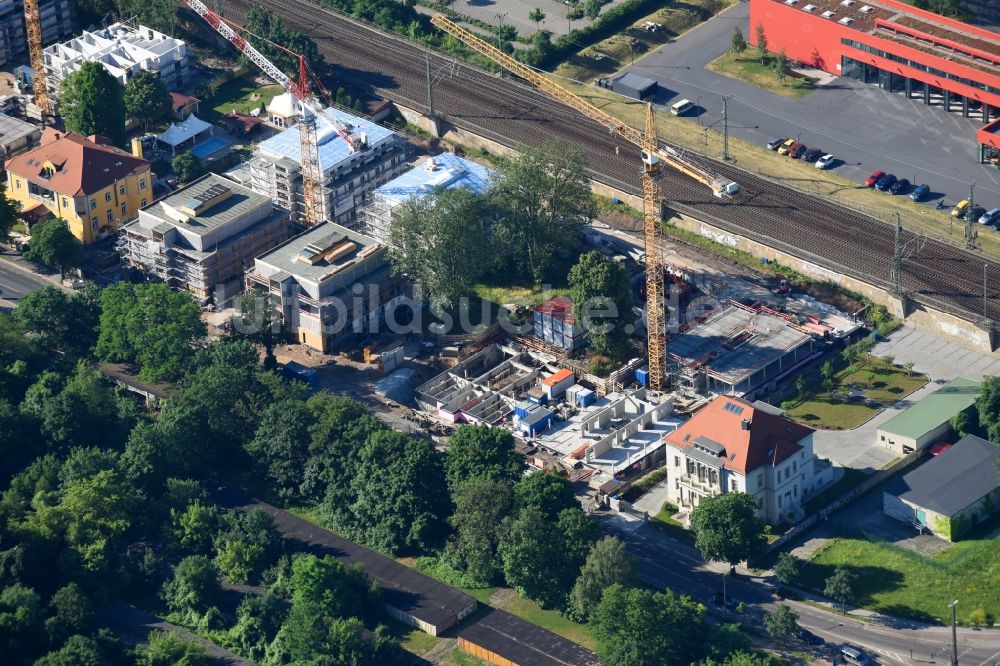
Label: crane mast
xmin=642 ymin=104 xmax=666 ymax=391
xmin=23 ymin=0 xmax=50 ymax=117
xmin=182 ymin=0 xmax=367 ymax=225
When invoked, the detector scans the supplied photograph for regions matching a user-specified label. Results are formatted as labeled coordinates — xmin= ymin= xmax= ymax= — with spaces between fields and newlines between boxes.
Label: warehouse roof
xmin=257 ymin=107 xmax=397 ymax=172
xmin=372 ymin=152 xmax=491 ymax=203
xmin=878 ymin=377 xmax=981 ymax=440
xmin=459 ymin=609 xmax=599 ymax=666
xmin=896 ymin=435 xmax=1000 ymax=516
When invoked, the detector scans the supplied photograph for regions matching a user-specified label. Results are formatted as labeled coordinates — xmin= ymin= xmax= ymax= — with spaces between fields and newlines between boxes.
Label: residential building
xmin=663 ymin=396 xmax=833 ymax=524
xmin=119 ymin=174 xmax=290 ymax=304
xmin=533 ymin=296 xmax=585 ymax=351
xmin=359 ymin=152 xmax=492 ymax=244
xmin=0 ymin=114 xmax=41 ymax=158
xmin=43 ymin=22 xmax=190 ymax=105
xmin=6 ymin=129 xmax=151 ymax=244
xmin=883 ymin=435 xmax=1000 ymax=541
xmin=246 ymin=222 xmax=407 ymax=352
xmin=246 ymin=107 xmax=406 ymax=226
xmin=0 ymin=0 xmax=73 ymax=68
xmin=748 ymin=0 xmax=1000 ymax=161
xmin=876 ymin=377 xmax=981 ymax=454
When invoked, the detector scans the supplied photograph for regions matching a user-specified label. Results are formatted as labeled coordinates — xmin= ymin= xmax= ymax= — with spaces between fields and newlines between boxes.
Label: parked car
xmin=816 ymin=153 xmax=836 ymax=169
xmin=865 ymin=170 xmax=886 ymax=187
xmin=978 ymin=207 xmax=1000 ymax=225
xmin=777 ymin=139 xmax=796 ymax=155
xmin=802 ymin=148 xmax=823 ymax=163
xmin=798 ymin=629 xmax=824 ymax=646
xmin=838 ymin=645 xmax=872 ymax=665
xmin=910 ymin=183 xmax=930 ymax=201
xmin=875 ymin=173 xmax=897 ymax=191
xmin=787 ymin=142 xmax=808 ymax=159
xmin=767 ymin=137 xmax=787 ymax=151
xmin=952 ymin=199 xmax=969 ymax=217
xmin=710 ymin=592 xmax=737 ymax=608
xmin=889 ymin=178 xmax=910 ymax=195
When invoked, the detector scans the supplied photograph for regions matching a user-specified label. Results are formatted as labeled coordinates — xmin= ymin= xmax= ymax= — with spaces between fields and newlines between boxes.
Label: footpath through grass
xmin=782 ymin=355 xmax=927 ymax=430
xmin=706 ymin=52 xmax=817 ymax=99
xmin=553 ymin=0 xmax=736 ymax=83
xmin=800 ymin=520 xmax=1000 ymax=625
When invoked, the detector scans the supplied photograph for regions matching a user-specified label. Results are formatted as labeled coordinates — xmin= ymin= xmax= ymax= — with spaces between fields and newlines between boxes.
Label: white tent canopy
xmin=157 ymin=114 xmax=213 ymax=154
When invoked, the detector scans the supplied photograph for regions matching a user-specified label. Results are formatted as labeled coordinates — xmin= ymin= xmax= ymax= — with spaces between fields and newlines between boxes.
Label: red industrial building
xmin=749 ymin=0 xmax=1000 ymax=162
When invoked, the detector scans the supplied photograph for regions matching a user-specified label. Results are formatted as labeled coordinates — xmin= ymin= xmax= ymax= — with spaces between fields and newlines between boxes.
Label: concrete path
xmin=631 ymin=478 xmax=672 ymax=515
xmin=618 ymin=0 xmax=1000 ymax=210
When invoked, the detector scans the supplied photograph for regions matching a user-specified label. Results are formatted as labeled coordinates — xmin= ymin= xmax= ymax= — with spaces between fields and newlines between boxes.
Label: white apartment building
xmin=0 ymin=0 xmax=73 ymax=68
xmin=246 ymin=106 xmax=407 ymax=227
xmin=43 ymin=22 xmax=189 ymax=103
xmin=662 ymin=396 xmax=833 ymax=525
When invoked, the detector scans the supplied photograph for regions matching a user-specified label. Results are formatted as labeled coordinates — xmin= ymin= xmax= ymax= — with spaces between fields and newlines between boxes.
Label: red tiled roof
xmin=665 ymin=396 xmax=813 ymax=474
xmin=7 ymin=130 xmax=149 ymax=197
xmin=534 ymin=296 xmax=576 ymax=324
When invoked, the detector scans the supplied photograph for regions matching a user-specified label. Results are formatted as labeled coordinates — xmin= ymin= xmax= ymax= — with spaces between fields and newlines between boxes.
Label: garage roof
xmin=878 ymin=377 xmax=980 ymax=439
xmin=897 ymin=435 xmax=1000 ymax=516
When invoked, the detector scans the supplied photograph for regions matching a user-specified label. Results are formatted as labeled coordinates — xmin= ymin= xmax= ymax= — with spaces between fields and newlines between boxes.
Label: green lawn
xmin=800 ymin=521 xmax=1000 ymax=625
xmin=652 ymin=504 xmax=695 ymax=542
xmin=706 ymin=53 xmax=818 ymax=99
xmin=784 ymin=356 xmax=927 ymax=430
xmin=202 ymin=78 xmax=284 ymax=123
xmin=472 ymin=283 xmax=571 ymax=309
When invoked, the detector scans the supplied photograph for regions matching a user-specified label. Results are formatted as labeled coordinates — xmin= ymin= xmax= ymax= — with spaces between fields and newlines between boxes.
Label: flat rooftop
xmin=140 ymin=173 xmax=269 ymax=237
xmin=0 ymin=114 xmax=39 ymax=147
xmin=460 ymin=609 xmax=599 ymax=666
xmin=669 ymin=302 xmax=814 ymax=385
xmin=373 ymin=152 xmax=491 ymax=204
xmin=257 ymin=107 xmax=397 ymax=172
xmin=255 ymin=221 xmax=382 ymax=283
xmin=879 ymin=377 xmax=981 ymax=439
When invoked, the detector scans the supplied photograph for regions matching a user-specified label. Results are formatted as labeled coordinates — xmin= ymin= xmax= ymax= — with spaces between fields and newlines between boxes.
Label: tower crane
xmin=182 ymin=0 xmax=368 ymax=225
xmin=23 ymin=0 xmax=51 ymax=118
xmin=430 ymin=15 xmax=739 ymax=390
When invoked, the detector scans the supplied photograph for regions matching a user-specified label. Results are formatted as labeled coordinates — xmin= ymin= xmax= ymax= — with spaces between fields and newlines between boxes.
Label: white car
xmin=815 ymin=154 xmax=835 ymax=169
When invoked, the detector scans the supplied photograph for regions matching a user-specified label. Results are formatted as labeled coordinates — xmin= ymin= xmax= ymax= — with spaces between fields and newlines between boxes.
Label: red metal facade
xmin=749 ymin=0 xmax=1000 ymax=114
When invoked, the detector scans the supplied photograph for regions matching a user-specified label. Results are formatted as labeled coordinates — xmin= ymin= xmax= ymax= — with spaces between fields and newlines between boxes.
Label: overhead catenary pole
xmin=950 ymin=600 xmax=958 ymax=666
xmin=721 ymin=96 xmax=731 ymax=161
xmin=425 ymin=54 xmax=435 ymax=118
xmin=892 ymin=213 xmax=903 ymax=295
xmin=965 ymin=183 xmax=977 ymax=250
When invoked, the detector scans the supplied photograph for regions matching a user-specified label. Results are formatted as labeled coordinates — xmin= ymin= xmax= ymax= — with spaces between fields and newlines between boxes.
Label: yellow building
xmin=6 ymin=129 xmax=151 ymax=244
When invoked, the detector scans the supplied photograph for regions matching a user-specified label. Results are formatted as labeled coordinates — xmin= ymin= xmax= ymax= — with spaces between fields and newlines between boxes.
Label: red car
xmin=865 ymin=170 xmax=886 ymax=187
xmin=788 ymin=143 xmax=807 ymax=159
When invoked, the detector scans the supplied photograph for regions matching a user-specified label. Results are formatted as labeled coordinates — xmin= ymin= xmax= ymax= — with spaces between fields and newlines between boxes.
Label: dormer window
xmin=40 ymin=165 xmax=55 ymax=178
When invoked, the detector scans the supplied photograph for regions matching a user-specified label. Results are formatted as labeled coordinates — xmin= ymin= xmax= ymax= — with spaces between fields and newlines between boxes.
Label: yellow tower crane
xmin=430 ymin=14 xmax=739 ymax=390
xmin=23 ymin=0 xmax=51 ymax=118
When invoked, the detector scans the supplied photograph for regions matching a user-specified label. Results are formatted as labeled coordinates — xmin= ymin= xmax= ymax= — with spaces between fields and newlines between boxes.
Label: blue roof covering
xmin=373 ymin=153 xmax=492 ymax=204
xmin=257 ymin=107 xmax=397 ymax=172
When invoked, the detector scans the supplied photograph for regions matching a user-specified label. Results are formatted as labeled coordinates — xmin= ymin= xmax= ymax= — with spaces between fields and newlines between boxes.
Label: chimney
xmin=741 ymin=418 xmax=751 ymax=431
xmin=130 ymin=137 xmax=143 ymax=159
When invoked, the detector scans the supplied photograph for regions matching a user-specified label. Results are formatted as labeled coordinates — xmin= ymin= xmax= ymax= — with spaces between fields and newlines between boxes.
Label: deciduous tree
xmin=584 ymin=0 xmax=602 ymax=20
xmin=763 ymin=604 xmax=799 ymax=644
xmin=23 ymin=219 xmax=81 ymax=279
xmin=514 ymin=471 xmax=579 ymax=521
xmin=754 ymin=23 xmax=768 ymax=66
xmin=60 ymin=62 xmax=125 ymax=147
xmin=569 ymin=536 xmax=638 ymax=620
xmin=162 ymin=555 xmax=220 ymax=620
xmin=976 ymin=377 xmax=1000 ymax=443
xmin=690 ymin=492 xmax=766 ymax=568
xmin=824 ymin=566 xmax=855 ymax=613
xmin=730 ymin=26 xmax=746 ymax=60
xmin=171 ymin=151 xmax=203 ymax=184
xmin=0 ymin=181 xmax=19 ymax=242
xmin=445 ymin=425 xmax=523 ymax=490
xmin=772 ymin=551 xmax=801 ymax=586
xmin=568 ymin=251 xmax=634 ymax=359
xmin=14 ymin=285 xmax=100 ymax=357
xmin=528 ymin=7 xmax=546 ymax=28
xmin=124 ymin=71 xmax=171 ymax=130
xmin=444 ymin=478 xmax=513 ymax=585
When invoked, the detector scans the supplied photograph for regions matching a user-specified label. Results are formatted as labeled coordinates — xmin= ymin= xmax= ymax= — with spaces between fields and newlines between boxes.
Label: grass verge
xmin=555 ymin=76 xmax=1000 ymax=261
xmin=201 ymin=77 xmax=284 ymax=124
xmin=705 ymin=52 xmax=817 ymax=99
xmin=383 ymin=619 xmax=440 ymax=657
xmin=553 ymin=0 xmax=735 ymax=83
xmin=472 ymin=283 xmax=571 ymax=309
xmin=782 ymin=356 xmax=927 ymax=430
xmin=652 ymin=504 xmax=695 ymax=541
xmin=800 ymin=520 xmax=1000 ymax=625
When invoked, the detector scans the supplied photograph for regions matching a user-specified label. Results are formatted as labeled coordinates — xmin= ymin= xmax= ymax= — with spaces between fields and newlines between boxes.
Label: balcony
xmin=679 ymin=473 xmax=721 ymax=495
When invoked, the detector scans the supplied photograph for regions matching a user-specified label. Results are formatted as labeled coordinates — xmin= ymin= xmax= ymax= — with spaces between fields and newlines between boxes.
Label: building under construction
xmin=245 ymin=107 xmax=407 ymax=227
xmin=0 ymin=0 xmax=73 ymax=68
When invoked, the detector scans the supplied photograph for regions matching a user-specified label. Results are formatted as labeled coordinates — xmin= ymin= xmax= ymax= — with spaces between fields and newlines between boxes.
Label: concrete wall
xmin=876 ymin=420 xmax=950 ymax=455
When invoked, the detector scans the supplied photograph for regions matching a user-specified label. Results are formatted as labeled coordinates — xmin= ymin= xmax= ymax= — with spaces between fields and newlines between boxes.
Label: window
xmin=793 ymin=462 xmax=798 ymax=473
xmin=794 ymin=486 xmax=798 ymax=497
xmin=120 ymin=203 xmax=127 ymax=216
xmin=91 ymin=217 xmax=98 ymax=229
xmin=119 ymin=185 xmax=126 ymax=196
xmin=105 ymin=192 xmax=112 ymax=202
xmin=757 ymin=475 xmax=763 ymax=489
xmin=730 ymin=479 xmax=737 ymax=492
xmin=140 ymin=199 xmax=147 ymax=207
xmin=61 ymin=197 xmax=68 ymax=207
xmin=778 ymin=495 xmax=783 ymax=508
xmin=674 ymin=456 xmax=681 ymax=468
xmin=139 ymin=179 xmax=147 ymax=190
xmin=106 ymin=210 xmax=113 ymax=223
xmin=15 ymin=181 xmax=20 ymax=190
xmin=90 ymin=198 xmax=96 ymax=208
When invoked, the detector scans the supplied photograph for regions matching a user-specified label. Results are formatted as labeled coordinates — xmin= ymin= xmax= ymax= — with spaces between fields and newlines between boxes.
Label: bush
xmin=588 ymin=355 xmax=615 ymax=376
xmin=968 ymin=608 xmax=987 ymax=627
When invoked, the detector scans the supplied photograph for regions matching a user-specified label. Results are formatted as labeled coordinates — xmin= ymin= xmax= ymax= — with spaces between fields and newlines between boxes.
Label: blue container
xmin=281 ymin=361 xmax=318 ymax=389
xmin=514 ymin=402 xmax=532 ymax=419
xmin=576 ymin=388 xmax=596 ymax=408
xmin=635 ymin=365 xmax=650 ymax=386
xmin=526 ymin=389 xmax=548 ymax=405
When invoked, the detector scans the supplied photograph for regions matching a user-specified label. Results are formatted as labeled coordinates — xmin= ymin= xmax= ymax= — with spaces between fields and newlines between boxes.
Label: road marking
xmin=977 ymin=648 xmax=1000 ymax=666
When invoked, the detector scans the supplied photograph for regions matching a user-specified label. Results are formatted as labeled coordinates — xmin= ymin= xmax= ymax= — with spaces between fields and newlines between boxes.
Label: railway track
xmin=218 ymin=0 xmax=1000 ymax=323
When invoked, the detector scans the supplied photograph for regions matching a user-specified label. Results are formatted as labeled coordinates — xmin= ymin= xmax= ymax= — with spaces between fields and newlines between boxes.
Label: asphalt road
xmin=604 ymin=517 xmax=1000 ymax=665
xmin=0 ymin=256 xmax=54 ymax=307
xmin=618 ymin=0 xmax=1000 ymax=211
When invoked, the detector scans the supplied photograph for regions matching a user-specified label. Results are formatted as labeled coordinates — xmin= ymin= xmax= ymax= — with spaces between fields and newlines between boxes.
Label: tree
xmin=60 ymin=62 xmax=125 ymax=147
xmin=0 ymin=181 xmax=19 ymax=242
xmin=34 ymin=634 xmax=105 ymax=666
xmin=772 ymin=552 xmax=801 ymax=586
xmin=168 ymin=501 xmax=219 ymax=556
xmin=0 ymin=584 xmax=43 ymax=663
xmin=774 ymin=49 xmax=788 ymax=84
xmin=246 ymin=400 xmax=312 ymax=502
xmin=763 ymin=604 xmax=799 ymax=644
xmin=445 ymin=425 xmax=523 ymax=490
xmin=444 ymin=478 xmax=514 ymax=585
xmin=171 ymin=151 xmax=203 ymax=184
xmin=976 ymin=376 xmax=1000 ymax=443
xmin=951 ymin=405 xmax=985 ymax=439
xmin=233 ymin=292 xmax=280 ymax=369
xmin=514 ymin=471 xmax=579 ymax=521
xmin=162 ymin=555 xmax=221 ymax=620
xmin=730 ymin=26 xmax=746 ymax=60
xmin=388 ymin=187 xmax=489 ymax=308
xmin=754 ymin=23 xmax=768 ymax=65
xmin=568 ymin=251 xmax=634 ymax=359
xmin=228 ymin=593 xmax=287 ymax=662
xmin=489 ymin=142 xmax=593 ymax=284
xmin=528 ymin=7 xmax=546 ymax=29
xmin=46 ymin=582 xmax=93 ymax=642
xmin=124 ymin=71 xmax=171 ymax=130
xmin=499 ymin=506 xmax=574 ymax=607
xmin=592 ymin=584 xmax=708 ymax=666
xmin=584 ymin=0 xmax=602 ymax=20
xmin=141 ymin=630 xmax=210 ymax=666
xmin=820 ymin=360 xmax=835 ymax=393
xmin=14 ymin=286 xmax=100 ymax=357
xmin=824 ymin=566 xmax=855 ymax=613
xmin=794 ymin=374 xmax=808 ymax=398
xmin=96 ymin=283 xmax=207 ymax=381
xmin=23 ymin=219 xmax=81 ymax=279
xmin=569 ymin=536 xmax=638 ymax=620
xmin=691 ymin=492 xmax=766 ymax=567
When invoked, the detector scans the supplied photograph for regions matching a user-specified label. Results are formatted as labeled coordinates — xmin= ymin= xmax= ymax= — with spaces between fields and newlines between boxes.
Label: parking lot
xmin=618 ymin=1 xmax=1000 ymax=215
